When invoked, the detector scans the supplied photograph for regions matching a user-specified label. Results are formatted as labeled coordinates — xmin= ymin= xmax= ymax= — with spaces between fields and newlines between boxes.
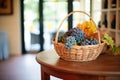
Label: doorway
xmin=23 ymin=0 xmax=40 ymax=53
xmin=21 ymin=0 xmax=90 ymax=54
xmin=21 ymin=0 xmax=42 ymax=53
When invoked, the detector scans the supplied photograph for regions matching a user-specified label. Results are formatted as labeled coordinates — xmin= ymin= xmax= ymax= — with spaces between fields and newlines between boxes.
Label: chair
xmin=0 ymin=31 xmax=9 ymax=60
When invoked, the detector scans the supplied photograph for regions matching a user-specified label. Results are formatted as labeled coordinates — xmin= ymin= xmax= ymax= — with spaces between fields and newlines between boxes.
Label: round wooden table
xmin=36 ymin=50 xmax=120 ymax=80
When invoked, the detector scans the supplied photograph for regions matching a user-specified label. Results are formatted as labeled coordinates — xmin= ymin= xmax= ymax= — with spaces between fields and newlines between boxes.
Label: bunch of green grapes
xmin=102 ymin=33 xmax=120 ymax=55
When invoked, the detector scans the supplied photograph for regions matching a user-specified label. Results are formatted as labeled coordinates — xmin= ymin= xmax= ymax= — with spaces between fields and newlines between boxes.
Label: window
xmin=92 ymin=0 xmax=101 ymax=27
xmin=21 ymin=0 xmax=93 ymax=53
xmin=43 ymin=0 xmax=68 ymax=50
xmin=24 ymin=0 xmax=40 ymax=52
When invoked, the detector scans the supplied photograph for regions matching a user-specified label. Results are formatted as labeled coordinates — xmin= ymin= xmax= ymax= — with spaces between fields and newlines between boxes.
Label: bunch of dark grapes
xmin=61 ymin=27 xmax=86 ymax=49
xmin=63 ymin=28 xmax=85 ymax=43
xmin=65 ymin=36 xmax=76 ymax=49
xmin=58 ymin=27 xmax=99 ymax=50
xmin=81 ymin=38 xmax=98 ymax=46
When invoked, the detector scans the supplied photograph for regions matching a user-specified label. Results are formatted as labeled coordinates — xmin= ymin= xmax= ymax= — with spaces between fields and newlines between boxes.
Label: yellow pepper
xmin=76 ymin=20 xmax=97 ymax=38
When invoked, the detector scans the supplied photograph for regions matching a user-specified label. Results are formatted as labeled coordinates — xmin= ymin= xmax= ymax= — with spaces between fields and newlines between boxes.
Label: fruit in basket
xmin=52 ymin=11 xmax=110 ymax=62
xmin=65 ymin=36 xmax=76 ymax=49
xmin=102 ymin=33 xmax=120 ymax=55
xmin=60 ymin=27 xmax=86 ymax=49
xmin=102 ymin=33 xmax=114 ymax=47
xmin=59 ymin=27 xmax=100 ymax=49
xmin=76 ymin=20 xmax=97 ymax=38
xmin=81 ymin=38 xmax=98 ymax=46
xmin=63 ymin=27 xmax=85 ymax=43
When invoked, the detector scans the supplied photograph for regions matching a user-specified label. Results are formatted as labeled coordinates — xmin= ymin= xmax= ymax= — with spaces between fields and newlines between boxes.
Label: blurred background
xmin=0 ymin=0 xmax=102 ymax=55
xmin=21 ymin=0 xmax=101 ymax=54
xmin=1 ymin=0 xmax=120 ymax=56
xmin=0 ymin=0 xmax=120 ymax=80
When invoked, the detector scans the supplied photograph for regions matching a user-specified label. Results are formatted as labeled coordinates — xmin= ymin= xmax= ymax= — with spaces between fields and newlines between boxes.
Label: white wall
xmin=0 ymin=0 xmax=21 ymax=55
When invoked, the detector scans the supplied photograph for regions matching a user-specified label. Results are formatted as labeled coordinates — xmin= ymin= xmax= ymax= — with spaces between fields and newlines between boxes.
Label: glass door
xmin=73 ymin=0 xmax=90 ymax=27
xmin=21 ymin=0 xmax=91 ymax=53
xmin=43 ymin=0 xmax=68 ymax=50
xmin=23 ymin=0 xmax=40 ymax=52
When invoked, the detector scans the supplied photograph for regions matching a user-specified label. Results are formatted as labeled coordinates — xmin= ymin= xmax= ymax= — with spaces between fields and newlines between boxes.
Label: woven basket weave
xmin=53 ymin=11 xmax=105 ymax=61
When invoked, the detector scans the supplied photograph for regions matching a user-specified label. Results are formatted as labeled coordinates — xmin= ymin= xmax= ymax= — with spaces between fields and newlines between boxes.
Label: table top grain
xmin=36 ymin=50 xmax=120 ymax=76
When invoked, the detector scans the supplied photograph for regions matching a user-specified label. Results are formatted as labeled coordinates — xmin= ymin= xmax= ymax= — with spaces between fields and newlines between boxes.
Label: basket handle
xmin=55 ymin=10 xmax=101 ymax=44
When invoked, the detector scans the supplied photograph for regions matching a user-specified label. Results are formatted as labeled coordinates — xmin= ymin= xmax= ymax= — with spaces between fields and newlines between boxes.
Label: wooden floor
xmin=0 ymin=54 xmax=61 ymax=80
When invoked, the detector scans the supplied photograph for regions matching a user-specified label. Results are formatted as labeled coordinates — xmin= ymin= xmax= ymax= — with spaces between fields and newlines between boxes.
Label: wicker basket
xmin=53 ymin=11 xmax=105 ymax=61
